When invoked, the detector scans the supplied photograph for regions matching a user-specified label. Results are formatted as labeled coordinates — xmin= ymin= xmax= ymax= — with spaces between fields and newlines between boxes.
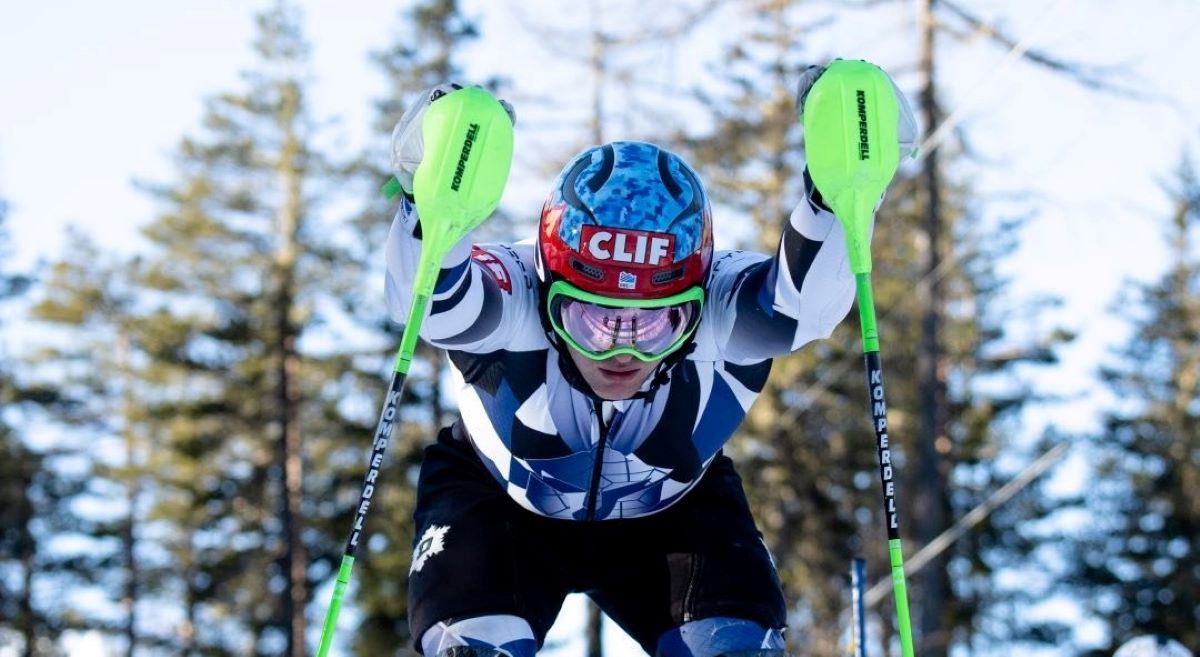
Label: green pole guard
xmin=392 ymin=86 xmax=515 ymax=373
xmin=801 ymin=59 xmax=902 ymax=275
xmin=412 ymin=86 xmax=513 ymax=260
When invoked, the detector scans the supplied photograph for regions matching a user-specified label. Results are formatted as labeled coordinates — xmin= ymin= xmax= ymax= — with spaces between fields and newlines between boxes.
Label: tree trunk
xmin=122 ymin=479 xmax=138 ymax=657
xmin=277 ymin=287 xmax=306 ymax=657
xmin=181 ymin=534 xmax=198 ymax=656
xmin=275 ymin=79 xmax=308 ymax=657
xmin=119 ymin=333 xmax=140 ymax=657
xmin=915 ymin=1 xmax=950 ymax=655
xmin=18 ymin=471 xmax=34 ymax=657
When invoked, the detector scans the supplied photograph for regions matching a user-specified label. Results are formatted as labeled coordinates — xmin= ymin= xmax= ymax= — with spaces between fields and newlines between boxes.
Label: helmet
xmin=537 ymin=141 xmax=713 ymax=298
xmin=536 ymin=141 xmax=713 ymax=361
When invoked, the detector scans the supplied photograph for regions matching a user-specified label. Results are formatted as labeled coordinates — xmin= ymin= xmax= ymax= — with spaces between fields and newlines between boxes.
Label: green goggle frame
xmin=545 ymin=280 xmax=706 ymax=362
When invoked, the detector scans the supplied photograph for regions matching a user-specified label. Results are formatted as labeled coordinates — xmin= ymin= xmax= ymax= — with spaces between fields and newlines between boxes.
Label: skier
xmin=386 ymin=67 xmax=916 ymax=657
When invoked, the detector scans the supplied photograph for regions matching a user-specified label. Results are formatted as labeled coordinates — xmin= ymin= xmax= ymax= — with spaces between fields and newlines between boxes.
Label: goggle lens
xmin=545 ymin=281 xmax=705 ymax=361
xmin=557 ymin=298 xmax=696 ymax=356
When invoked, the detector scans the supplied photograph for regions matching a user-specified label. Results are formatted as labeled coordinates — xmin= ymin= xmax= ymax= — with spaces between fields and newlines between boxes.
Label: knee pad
xmin=421 ymin=614 xmax=537 ymax=657
xmin=656 ymin=617 xmax=787 ymax=657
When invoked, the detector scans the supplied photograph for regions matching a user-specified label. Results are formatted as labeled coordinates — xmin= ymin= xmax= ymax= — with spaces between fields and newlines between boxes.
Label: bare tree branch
xmin=830 ymin=0 xmax=898 ymax=8
xmin=939 ymin=0 xmax=1143 ymax=97
xmin=502 ymin=0 xmax=722 ymax=56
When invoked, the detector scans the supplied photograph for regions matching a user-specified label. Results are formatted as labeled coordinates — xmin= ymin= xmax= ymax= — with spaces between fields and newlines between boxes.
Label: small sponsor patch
xmin=471 ymin=247 xmax=512 ymax=293
xmin=618 ymin=271 xmax=637 ymax=290
xmin=410 ymin=524 xmax=449 ymax=574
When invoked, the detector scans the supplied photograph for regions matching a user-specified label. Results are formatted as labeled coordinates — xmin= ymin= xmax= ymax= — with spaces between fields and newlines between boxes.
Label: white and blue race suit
xmin=385 ymin=191 xmax=858 ymax=523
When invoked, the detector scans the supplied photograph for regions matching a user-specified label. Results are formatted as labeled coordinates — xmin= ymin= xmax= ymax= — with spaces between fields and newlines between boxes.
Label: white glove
xmin=390 ymin=83 xmax=516 ymax=198
xmin=796 ymin=61 xmax=919 ymax=158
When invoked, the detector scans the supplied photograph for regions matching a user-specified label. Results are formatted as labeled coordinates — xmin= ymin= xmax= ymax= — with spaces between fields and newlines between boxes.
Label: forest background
xmin=1 ymin=1 xmax=1198 ymax=656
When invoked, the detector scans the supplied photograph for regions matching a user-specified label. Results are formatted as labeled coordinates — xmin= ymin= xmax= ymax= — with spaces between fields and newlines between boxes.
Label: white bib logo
xmin=410 ymin=524 xmax=449 ymax=574
xmin=582 ymin=227 xmax=674 ymax=266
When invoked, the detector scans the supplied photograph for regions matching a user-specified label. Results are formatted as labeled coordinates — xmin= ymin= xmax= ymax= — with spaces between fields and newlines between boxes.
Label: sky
xmin=2 ymin=0 xmax=1200 ymax=655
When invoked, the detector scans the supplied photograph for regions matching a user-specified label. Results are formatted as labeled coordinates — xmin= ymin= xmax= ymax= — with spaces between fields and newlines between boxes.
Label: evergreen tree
xmin=1067 ymin=155 xmax=1200 ymax=653
xmin=0 ymin=196 xmax=43 ymax=656
xmin=339 ymin=2 xmax=484 ymax=654
xmin=0 ymin=444 xmax=41 ymax=657
xmin=907 ymin=4 xmax=1115 ymax=652
xmin=0 ymin=199 xmax=96 ymax=655
xmin=683 ymin=5 xmax=891 ymax=653
xmin=28 ymin=228 xmax=152 ymax=656
xmin=117 ymin=2 xmax=372 ymax=654
xmin=681 ymin=2 xmax=1069 ymax=655
xmin=874 ymin=4 xmax=1128 ymax=653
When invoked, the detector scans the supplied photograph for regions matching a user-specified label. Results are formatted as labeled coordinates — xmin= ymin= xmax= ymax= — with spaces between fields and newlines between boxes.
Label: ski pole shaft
xmin=851 ymin=558 xmax=867 ymax=657
xmin=318 ymin=339 xmax=415 ymax=657
xmin=855 ymin=273 xmax=915 ymax=657
xmin=317 ymin=554 xmax=356 ymax=656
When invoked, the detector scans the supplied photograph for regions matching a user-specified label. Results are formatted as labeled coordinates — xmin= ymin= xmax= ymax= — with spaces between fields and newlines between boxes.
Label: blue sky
xmin=3 ymin=1 xmax=1200 ymax=655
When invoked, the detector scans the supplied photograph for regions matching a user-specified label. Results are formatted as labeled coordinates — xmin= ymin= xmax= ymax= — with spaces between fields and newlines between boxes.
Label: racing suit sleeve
xmin=384 ymin=197 xmax=538 ymax=353
xmin=703 ymin=178 xmax=863 ymax=365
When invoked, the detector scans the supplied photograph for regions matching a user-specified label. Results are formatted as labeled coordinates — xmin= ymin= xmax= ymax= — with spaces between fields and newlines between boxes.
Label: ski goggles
xmin=546 ymin=280 xmax=705 ymax=362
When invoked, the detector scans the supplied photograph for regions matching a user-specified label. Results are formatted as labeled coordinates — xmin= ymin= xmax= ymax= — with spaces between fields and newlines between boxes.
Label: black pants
xmin=407 ymin=423 xmax=787 ymax=654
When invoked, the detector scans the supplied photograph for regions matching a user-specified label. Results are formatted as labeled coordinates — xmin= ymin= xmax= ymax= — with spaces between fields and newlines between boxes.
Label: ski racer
xmin=386 ymin=67 xmax=916 ymax=657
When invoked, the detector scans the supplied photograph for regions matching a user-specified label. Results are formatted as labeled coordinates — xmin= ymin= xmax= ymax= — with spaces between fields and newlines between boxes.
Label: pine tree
xmin=680 ymin=4 xmax=878 ymax=653
xmin=894 ymin=2 xmax=1127 ymax=653
xmin=681 ymin=3 xmax=1069 ymax=655
xmin=118 ymin=2 xmax=372 ymax=654
xmin=28 ymin=228 xmax=150 ymax=656
xmin=359 ymin=0 xmax=479 ymax=431
xmin=0 ymin=450 xmax=40 ymax=657
xmin=1067 ymin=155 xmax=1200 ymax=653
xmin=0 ymin=199 xmax=96 ymax=655
xmin=339 ymin=2 xmax=484 ymax=654
xmin=0 ymin=196 xmax=43 ymax=656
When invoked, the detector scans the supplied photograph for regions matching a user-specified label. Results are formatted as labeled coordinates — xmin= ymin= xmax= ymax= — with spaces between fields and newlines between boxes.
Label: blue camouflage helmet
xmin=537 ymin=141 xmax=713 ymax=300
